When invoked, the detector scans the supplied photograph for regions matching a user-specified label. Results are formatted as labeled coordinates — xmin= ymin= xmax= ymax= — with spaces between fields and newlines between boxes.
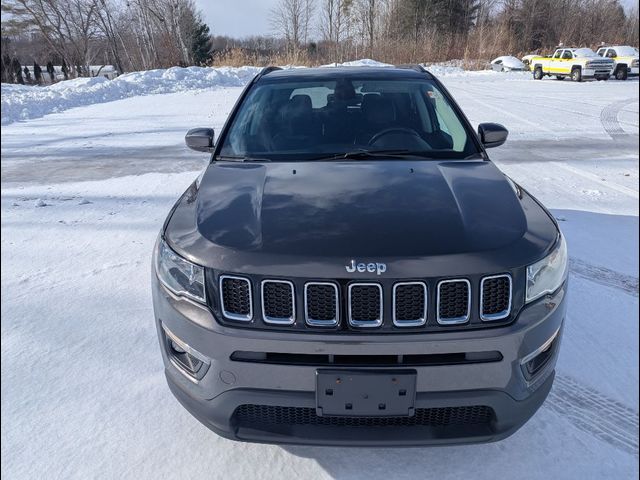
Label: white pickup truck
xmin=596 ymin=45 xmax=639 ymax=80
xmin=530 ymin=47 xmax=614 ymax=82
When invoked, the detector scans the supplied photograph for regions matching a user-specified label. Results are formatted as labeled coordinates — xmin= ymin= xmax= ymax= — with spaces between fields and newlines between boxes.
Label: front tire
xmin=534 ymin=67 xmax=543 ymax=80
xmin=615 ymin=66 xmax=628 ymax=80
xmin=571 ymin=67 xmax=582 ymax=82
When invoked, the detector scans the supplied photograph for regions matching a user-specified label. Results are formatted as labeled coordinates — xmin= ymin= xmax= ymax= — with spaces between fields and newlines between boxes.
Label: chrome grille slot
xmin=219 ymin=275 xmax=252 ymax=321
xmin=437 ymin=279 xmax=471 ymax=325
xmin=305 ymin=282 xmax=339 ymax=326
xmin=393 ymin=282 xmax=427 ymax=326
xmin=261 ymin=280 xmax=295 ymax=325
xmin=480 ymin=274 xmax=512 ymax=321
xmin=348 ymin=283 xmax=383 ymax=327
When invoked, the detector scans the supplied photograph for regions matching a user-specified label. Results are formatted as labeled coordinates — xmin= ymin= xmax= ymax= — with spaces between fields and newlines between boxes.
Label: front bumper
xmin=152 ymin=270 xmax=566 ymax=446
xmin=582 ymin=68 xmax=612 ymax=78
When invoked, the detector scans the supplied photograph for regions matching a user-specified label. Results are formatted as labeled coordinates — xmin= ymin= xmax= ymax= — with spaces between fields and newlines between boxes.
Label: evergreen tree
xmin=191 ymin=21 xmax=212 ymax=65
xmin=46 ymin=61 xmax=55 ymax=83
xmin=12 ymin=58 xmax=23 ymax=84
xmin=33 ymin=62 xmax=43 ymax=85
xmin=61 ymin=60 xmax=68 ymax=80
xmin=3 ymin=54 xmax=13 ymax=83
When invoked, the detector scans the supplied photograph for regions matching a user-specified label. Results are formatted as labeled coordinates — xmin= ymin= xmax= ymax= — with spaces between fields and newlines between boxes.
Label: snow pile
xmin=320 ymin=58 xmax=466 ymax=76
xmin=1 ymin=65 xmax=261 ymax=125
xmin=320 ymin=58 xmax=393 ymax=68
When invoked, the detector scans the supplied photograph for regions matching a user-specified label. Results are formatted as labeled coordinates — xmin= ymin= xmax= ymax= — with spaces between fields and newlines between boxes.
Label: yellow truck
xmin=596 ymin=45 xmax=639 ymax=80
xmin=530 ymin=47 xmax=614 ymax=82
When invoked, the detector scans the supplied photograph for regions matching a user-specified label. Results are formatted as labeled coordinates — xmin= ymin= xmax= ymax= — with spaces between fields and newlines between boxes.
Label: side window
xmin=553 ymin=50 xmax=562 ymax=59
xmin=607 ymin=49 xmax=617 ymax=58
xmin=562 ymin=50 xmax=573 ymax=59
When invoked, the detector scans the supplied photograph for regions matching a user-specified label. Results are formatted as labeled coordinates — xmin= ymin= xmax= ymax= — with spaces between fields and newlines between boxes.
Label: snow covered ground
xmin=1 ymin=65 xmax=638 ymax=479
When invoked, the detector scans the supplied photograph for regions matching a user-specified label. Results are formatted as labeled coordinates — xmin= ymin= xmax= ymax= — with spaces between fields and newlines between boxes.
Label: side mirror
xmin=478 ymin=123 xmax=508 ymax=148
xmin=185 ymin=128 xmax=215 ymax=152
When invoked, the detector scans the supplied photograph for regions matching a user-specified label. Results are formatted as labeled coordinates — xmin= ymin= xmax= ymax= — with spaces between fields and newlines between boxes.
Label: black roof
xmin=257 ymin=65 xmax=434 ymax=83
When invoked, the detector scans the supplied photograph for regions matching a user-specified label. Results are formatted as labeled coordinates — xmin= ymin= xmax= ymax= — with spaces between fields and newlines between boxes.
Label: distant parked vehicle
xmin=530 ymin=47 xmax=614 ymax=82
xmin=521 ymin=54 xmax=543 ymax=71
xmin=490 ymin=56 xmax=526 ymax=72
xmin=596 ymin=45 xmax=639 ymax=80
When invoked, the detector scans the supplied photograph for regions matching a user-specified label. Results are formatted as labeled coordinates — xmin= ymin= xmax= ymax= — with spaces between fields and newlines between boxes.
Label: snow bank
xmin=320 ymin=58 xmax=393 ymax=67
xmin=1 ymin=59 xmax=478 ymax=125
xmin=1 ymin=65 xmax=261 ymax=125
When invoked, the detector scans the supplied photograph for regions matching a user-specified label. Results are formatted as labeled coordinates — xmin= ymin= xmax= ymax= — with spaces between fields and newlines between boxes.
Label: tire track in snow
xmin=548 ymin=375 xmax=639 ymax=456
xmin=550 ymin=161 xmax=639 ymax=199
xmin=569 ymin=258 xmax=639 ymax=296
xmin=454 ymin=90 xmax=556 ymax=133
xmin=455 ymin=85 xmax=639 ymax=131
xmin=601 ymin=98 xmax=637 ymax=139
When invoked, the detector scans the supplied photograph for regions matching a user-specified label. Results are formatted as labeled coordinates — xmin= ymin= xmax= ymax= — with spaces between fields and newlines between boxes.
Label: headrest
xmin=361 ymin=94 xmax=395 ymax=124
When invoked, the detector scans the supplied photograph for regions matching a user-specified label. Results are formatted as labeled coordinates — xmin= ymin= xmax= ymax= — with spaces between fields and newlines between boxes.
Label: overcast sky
xmin=196 ymin=0 xmax=639 ymax=38
xmin=195 ymin=0 xmax=277 ymax=38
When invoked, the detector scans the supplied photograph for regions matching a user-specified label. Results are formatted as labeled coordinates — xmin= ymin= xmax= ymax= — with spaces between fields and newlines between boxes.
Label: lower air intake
xmin=233 ymin=404 xmax=495 ymax=427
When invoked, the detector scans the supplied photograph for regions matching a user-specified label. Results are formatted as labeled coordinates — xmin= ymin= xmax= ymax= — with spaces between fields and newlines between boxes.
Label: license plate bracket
xmin=316 ymin=369 xmax=416 ymax=417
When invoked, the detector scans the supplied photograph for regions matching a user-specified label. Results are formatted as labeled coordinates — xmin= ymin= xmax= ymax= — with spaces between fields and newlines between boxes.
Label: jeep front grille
xmin=480 ymin=274 xmax=512 ymax=321
xmin=393 ymin=282 xmax=427 ymax=326
xmin=261 ymin=280 xmax=295 ymax=324
xmin=437 ymin=279 xmax=471 ymax=324
xmin=214 ymin=272 xmax=515 ymax=331
xmin=348 ymin=283 xmax=383 ymax=327
xmin=304 ymin=282 xmax=339 ymax=326
xmin=219 ymin=275 xmax=252 ymax=321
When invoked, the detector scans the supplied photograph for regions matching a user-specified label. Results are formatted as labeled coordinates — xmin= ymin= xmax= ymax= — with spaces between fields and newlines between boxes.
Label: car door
xmin=560 ymin=49 xmax=573 ymax=74
xmin=549 ymin=49 xmax=562 ymax=73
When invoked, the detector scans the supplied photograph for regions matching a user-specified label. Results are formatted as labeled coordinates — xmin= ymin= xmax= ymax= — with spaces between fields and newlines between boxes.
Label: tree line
xmin=266 ymin=0 xmax=639 ymax=65
xmin=1 ymin=0 xmax=638 ymax=81
xmin=0 ymin=55 xmax=64 ymax=84
xmin=1 ymin=0 xmax=212 ymax=82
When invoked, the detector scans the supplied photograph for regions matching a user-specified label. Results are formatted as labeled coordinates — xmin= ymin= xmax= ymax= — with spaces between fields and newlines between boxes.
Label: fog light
xmin=170 ymin=340 xmax=186 ymax=354
xmin=521 ymin=328 xmax=560 ymax=380
xmin=162 ymin=324 xmax=210 ymax=382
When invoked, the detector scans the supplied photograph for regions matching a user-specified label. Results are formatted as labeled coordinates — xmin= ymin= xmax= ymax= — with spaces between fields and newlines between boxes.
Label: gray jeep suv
xmin=151 ymin=65 xmax=568 ymax=446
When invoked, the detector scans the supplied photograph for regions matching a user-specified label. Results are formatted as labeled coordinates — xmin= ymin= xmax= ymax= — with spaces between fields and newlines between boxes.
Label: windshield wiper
xmin=216 ymin=155 xmax=271 ymax=162
xmin=309 ymin=149 xmax=438 ymax=161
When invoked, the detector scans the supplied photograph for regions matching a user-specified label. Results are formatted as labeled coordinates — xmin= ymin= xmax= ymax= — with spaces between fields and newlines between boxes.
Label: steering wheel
xmin=367 ymin=127 xmax=422 ymax=146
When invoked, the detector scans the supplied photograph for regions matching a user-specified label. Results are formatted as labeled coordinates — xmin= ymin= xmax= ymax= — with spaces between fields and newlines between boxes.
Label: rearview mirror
xmin=185 ymin=128 xmax=215 ymax=152
xmin=478 ymin=123 xmax=508 ymax=148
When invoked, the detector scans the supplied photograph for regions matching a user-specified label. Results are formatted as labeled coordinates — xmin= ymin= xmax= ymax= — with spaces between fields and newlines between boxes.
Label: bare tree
xmin=320 ymin=0 xmax=353 ymax=63
xmin=270 ymin=0 xmax=315 ymax=60
xmin=5 ymin=0 xmax=99 ymax=75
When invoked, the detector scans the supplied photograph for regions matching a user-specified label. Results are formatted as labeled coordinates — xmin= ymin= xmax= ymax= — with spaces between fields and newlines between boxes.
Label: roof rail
xmin=255 ymin=66 xmax=282 ymax=79
xmin=394 ymin=64 xmax=427 ymax=73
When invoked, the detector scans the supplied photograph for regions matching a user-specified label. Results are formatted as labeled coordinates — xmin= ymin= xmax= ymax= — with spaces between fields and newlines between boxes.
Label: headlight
xmin=156 ymin=239 xmax=205 ymax=303
xmin=526 ymin=234 xmax=568 ymax=303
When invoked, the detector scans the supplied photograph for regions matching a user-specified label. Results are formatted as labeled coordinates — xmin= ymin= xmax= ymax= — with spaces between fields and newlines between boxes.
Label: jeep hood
xmin=165 ymin=160 xmax=558 ymax=275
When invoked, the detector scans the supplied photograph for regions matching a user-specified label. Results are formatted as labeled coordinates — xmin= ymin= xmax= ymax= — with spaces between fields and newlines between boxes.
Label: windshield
xmin=573 ymin=48 xmax=599 ymax=58
xmin=218 ymin=76 xmax=480 ymax=161
xmin=616 ymin=46 xmax=639 ymax=56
